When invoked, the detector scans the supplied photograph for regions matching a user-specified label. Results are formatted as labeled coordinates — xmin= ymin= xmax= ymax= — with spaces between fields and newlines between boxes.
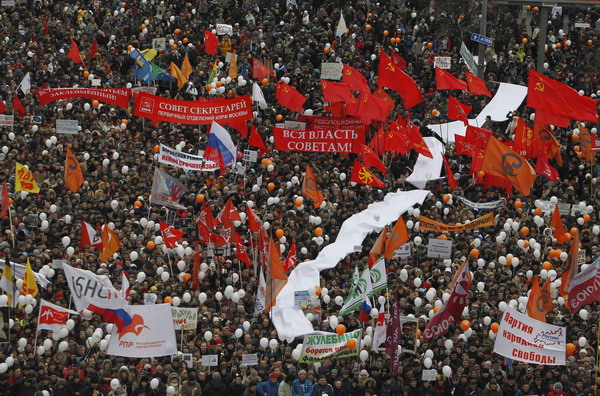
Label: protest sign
xmin=299 ymin=330 xmax=362 ymax=363
xmin=434 ymin=56 xmax=451 ymax=69
xmin=171 ymin=307 xmax=198 ymax=330
xmin=0 ymin=115 xmax=13 ymax=127
xmin=321 ymin=62 xmax=344 ymax=80
xmin=36 ymin=88 xmax=131 ymax=109
xmin=201 ymin=355 xmax=219 ymax=366
xmin=426 ymin=239 xmax=452 ymax=258
xmin=422 ymin=369 xmax=438 ymax=381
xmin=216 ymin=24 xmax=233 ymax=35
xmin=242 ymin=353 xmax=259 ymax=366
xmin=159 ymin=144 xmax=219 ymax=171
xmin=493 ymin=306 xmax=566 ymax=365
xmin=394 ymin=243 xmax=411 ymax=258
xmin=152 ymin=38 xmax=166 ymax=51
xmin=273 ymin=127 xmax=365 ymax=153
xmin=56 ymin=119 xmax=78 ymax=135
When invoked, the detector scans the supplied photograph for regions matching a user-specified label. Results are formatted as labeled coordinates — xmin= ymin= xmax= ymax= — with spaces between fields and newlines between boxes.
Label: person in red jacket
xmin=547 ymin=382 xmax=566 ymax=396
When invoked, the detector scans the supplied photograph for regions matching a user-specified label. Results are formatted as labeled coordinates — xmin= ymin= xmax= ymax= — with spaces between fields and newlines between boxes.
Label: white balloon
xmin=199 ymin=292 xmax=207 ymax=304
xmin=580 ymin=309 xmax=589 ymax=320
xmin=62 ymin=236 xmax=71 ymax=247
xmin=171 ymin=297 xmax=180 ymax=307
xmin=151 ymin=378 xmax=160 ymax=389
xmin=359 ymin=350 xmax=369 ymax=362
xmin=579 ymin=337 xmax=587 ymax=347
xmin=269 ymin=339 xmax=279 ymax=350
xmin=161 ymin=271 xmax=170 ymax=282
xmin=110 ymin=379 xmax=120 ymax=390
xmin=204 ymin=331 xmax=213 ymax=341
xmin=424 ymin=357 xmax=432 ymax=368
xmin=442 ymin=366 xmax=452 ymax=377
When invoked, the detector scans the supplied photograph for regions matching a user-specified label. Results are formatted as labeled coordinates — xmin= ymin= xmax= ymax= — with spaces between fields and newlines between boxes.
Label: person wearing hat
xmin=180 ymin=370 xmax=203 ymax=396
xmin=467 ymin=378 xmax=483 ymax=396
xmin=483 ymin=379 xmax=502 ymax=396
xmin=243 ymin=381 xmax=258 ymax=396
xmin=229 ymin=373 xmax=248 ymax=396
xmin=292 ymin=370 xmax=313 ymax=396
xmin=203 ymin=372 xmax=227 ymax=396
xmin=256 ymin=372 xmax=279 ymax=396
xmin=547 ymin=382 xmax=566 ymax=396
xmin=0 ymin=373 xmax=13 ymax=396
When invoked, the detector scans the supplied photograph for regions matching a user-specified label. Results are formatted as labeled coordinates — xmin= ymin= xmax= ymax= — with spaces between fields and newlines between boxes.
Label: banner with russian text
xmin=273 ymin=127 xmax=365 ymax=153
xmin=133 ymin=93 xmax=253 ymax=125
xmin=456 ymin=196 xmax=504 ymax=211
xmin=158 ymin=144 xmax=218 ymax=171
xmin=36 ymin=88 xmax=131 ymax=109
xmin=493 ymin=306 xmax=565 ymax=365
xmin=568 ymin=257 xmax=600 ymax=313
xmin=419 ymin=211 xmax=495 ymax=232
xmin=298 ymin=329 xmax=362 ymax=363
xmin=171 ymin=307 xmax=198 ymax=330
xmin=298 ymin=115 xmax=366 ymax=133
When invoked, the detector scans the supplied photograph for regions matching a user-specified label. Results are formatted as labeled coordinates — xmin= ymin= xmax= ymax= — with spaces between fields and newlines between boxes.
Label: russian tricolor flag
xmin=204 ymin=121 xmax=237 ymax=171
xmin=359 ymin=294 xmax=372 ymax=322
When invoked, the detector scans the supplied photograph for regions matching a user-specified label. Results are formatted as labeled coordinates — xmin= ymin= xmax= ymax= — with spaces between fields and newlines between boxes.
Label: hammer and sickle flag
xmin=350 ymin=161 xmax=385 ymax=188
xmin=65 ymin=146 xmax=84 ymax=193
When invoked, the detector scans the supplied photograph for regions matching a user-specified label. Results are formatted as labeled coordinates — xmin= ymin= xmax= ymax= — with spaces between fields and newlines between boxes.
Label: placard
xmin=182 ymin=353 xmax=193 ymax=368
xmin=242 ymin=353 xmax=258 ymax=366
xmin=575 ymin=22 xmax=590 ymax=28
xmin=460 ymin=42 xmax=478 ymax=74
xmin=216 ymin=24 xmax=233 ymax=35
xmin=422 ymin=369 xmax=438 ymax=381
xmin=434 ymin=56 xmax=451 ymax=70
xmin=578 ymin=249 xmax=586 ymax=265
xmin=299 ymin=330 xmax=362 ymax=363
xmin=426 ymin=239 xmax=453 ymax=259
xmin=91 ymin=79 xmax=102 ymax=87
xmin=152 ymin=38 xmax=166 ymax=51
xmin=320 ymin=63 xmax=344 ymax=80
xmin=144 ymin=293 xmax=157 ymax=305
xmin=284 ymin=120 xmax=307 ymax=130
xmin=1 ymin=0 xmax=15 ymax=6
xmin=243 ymin=149 xmax=258 ymax=163
xmin=0 ymin=115 xmax=14 ymax=127
xmin=201 ymin=355 xmax=219 ymax=366
xmin=294 ymin=291 xmax=311 ymax=310
xmin=56 ymin=119 xmax=79 ymax=135
xmin=557 ymin=203 xmax=571 ymax=216
xmin=394 ymin=243 xmax=411 ymax=258
xmin=171 ymin=307 xmax=198 ymax=330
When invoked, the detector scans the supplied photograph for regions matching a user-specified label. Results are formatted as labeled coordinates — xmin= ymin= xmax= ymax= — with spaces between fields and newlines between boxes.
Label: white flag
xmin=370 ymin=257 xmax=388 ymax=293
xmin=255 ymin=268 xmax=266 ymax=314
xmin=19 ymin=73 xmax=31 ymax=95
xmin=340 ymin=267 xmax=373 ymax=316
xmin=121 ymin=273 xmax=130 ymax=300
xmin=372 ymin=302 xmax=387 ymax=351
xmin=252 ymin=82 xmax=267 ymax=110
xmin=336 ymin=14 xmax=347 ymax=37
xmin=62 ymin=263 xmax=130 ymax=313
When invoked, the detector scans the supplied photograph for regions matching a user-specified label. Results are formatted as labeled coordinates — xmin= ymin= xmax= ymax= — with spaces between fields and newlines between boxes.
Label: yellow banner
xmin=419 ymin=212 xmax=495 ymax=232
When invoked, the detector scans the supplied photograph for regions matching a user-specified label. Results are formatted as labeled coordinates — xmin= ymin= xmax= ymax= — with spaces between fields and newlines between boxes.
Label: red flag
xmin=344 ymin=94 xmax=360 ymax=116
xmin=408 ymin=125 xmax=433 ymax=158
xmin=215 ymin=197 xmax=241 ymax=225
xmin=447 ymin=96 xmax=472 ymax=125
xmin=204 ymin=30 xmax=218 ymax=54
xmin=512 ymin=117 xmax=535 ymax=157
xmin=354 ymin=93 xmax=393 ymax=125
xmin=368 ymin=124 xmax=386 ymax=156
xmin=13 ymin=92 xmax=25 ymax=117
xmin=192 ymin=245 xmax=200 ymax=289
xmin=44 ymin=14 xmax=49 ymax=36
xmin=568 ymin=258 xmax=600 ymax=313
xmin=386 ymin=301 xmax=402 ymax=375
xmin=283 ymin=240 xmax=297 ymax=271
xmin=378 ymin=51 xmax=422 ymax=109
xmin=37 ymin=300 xmax=77 ymax=332
xmin=197 ymin=202 xmax=215 ymax=242
xmin=324 ymin=102 xmax=345 ymax=117
xmin=535 ymin=153 xmax=559 ymax=182
xmin=248 ymin=125 xmax=268 ymax=155
xmin=227 ymin=119 xmax=248 ymax=138
xmin=0 ymin=182 xmax=9 ymax=220
xmin=423 ymin=263 xmax=472 ymax=340
xmin=81 ymin=221 xmax=103 ymax=251
xmin=89 ymin=39 xmax=98 ymax=59
xmin=67 ymin=39 xmax=83 ymax=64
xmin=481 ymin=136 xmax=537 ymax=196
xmin=321 ymin=80 xmax=353 ymax=103
xmin=390 ymin=51 xmax=407 ymax=70
xmin=275 ymin=82 xmax=306 ymax=113
xmin=160 ymin=221 xmax=184 ymax=248
xmin=252 ymin=57 xmax=273 ymax=80
xmin=527 ymin=68 xmax=598 ymax=127
xmin=443 ymin=155 xmax=458 ymax=189
xmin=465 ymin=125 xmax=493 ymax=150
xmin=232 ymin=230 xmax=251 ymax=268
xmin=465 ymin=71 xmax=491 ymax=97
xmin=373 ymin=87 xmax=395 ymax=118
xmin=455 ymin=135 xmax=477 ymax=157
xmin=435 ymin=67 xmax=467 ymax=90
xmin=560 ymin=231 xmax=580 ymax=297
xmin=246 ymin=204 xmax=262 ymax=233
xmin=0 ymin=100 xmax=5 ymax=114
xmin=368 ymin=226 xmax=387 ymax=267
xmin=302 ymin=165 xmax=325 ymax=208
xmin=342 ymin=64 xmax=370 ymax=94
xmin=551 ymin=204 xmax=567 ymax=244
xmin=358 ymin=144 xmax=387 ymax=174
xmin=350 ymin=161 xmax=385 ymax=188
xmin=384 ymin=121 xmax=409 ymax=154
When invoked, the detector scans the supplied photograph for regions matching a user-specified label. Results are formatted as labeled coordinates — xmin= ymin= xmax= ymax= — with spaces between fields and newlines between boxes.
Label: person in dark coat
xmin=203 ymin=372 xmax=228 ymax=396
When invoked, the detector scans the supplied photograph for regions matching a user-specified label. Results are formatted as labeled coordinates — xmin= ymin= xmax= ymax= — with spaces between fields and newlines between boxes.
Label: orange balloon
xmin=567 ymin=343 xmax=576 ymax=355
xmin=261 ymin=78 xmax=269 ymax=86
xmin=121 ymin=119 xmax=129 ymax=125
xmin=154 ymin=145 xmax=160 ymax=153
xmin=134 ymin=200 xmax=142 ymax=208
xmin=127 ymin=45 xmax=133 ymax=52
xmin=83 ymin=71 xmax=90 ymax=78
xmin=564 ymin=232 xmax=572 ymax=241
xmin=522 ymin=38 xmax=528 ymax=45
xmin=526 ymin=5 xmax=531 ymax=10
xmin=470 ymin=248 xmax=480 ymax=259
xmin=490 ymin=323 xmax=499 ymax=333
xmin=574 ymin=145 xmax=581 ymax=153
xmin=196 ymin=194 xmax=205 ymax=203
xmin=460 ymin=320 xmax=471 ymax=331
xmin=572 ymin=134 xmax=580 ymax=142
xmin=542 ymin=261 xmax=552 ymax=270
xmin=431 ymin=109 xmax=439 ymax=116
xmin=427 ymin=42 xmax=433 ymax=48
xmin=439 ymin=234 xmax=448 ymax=240
xmin=523 ymin=241 xmax=529 ymax=249
xmin=276 ymin=114 xmax=283 ymax=121
xmin=8 ymin=198 xmax=13 ymax=206
xmin=570 ymin=227 xmax=578 ymax=236
xmin=534 ymin=208 xmax=542 ymax=216
xmin=556 ymin=42 xmax=562 ymax=49
xmin=584 ymin=214 xmax=591 ymax=223
xmin=477 ymin=171 xmax=485 ymax=179
xmin=146 ymin=241 xmax=156 ymax=250
xmin=315 ymin=286 xmax=321 ymax=296
xmin=443 ymin=194 xmax=451 ymax=203
xmin=92 ymin=100 xmax=100 ymax=108
xmin=314 ymin=227 xmax=323 ymax=237
xmin=383 ymin=30 xmax=389 ymax=36
xmin=365 ymin=24 xmax=372 ymax=31
xmin=141 ymin=24 xmax=146 ymax=30
xmin=174 ymin=28 xmax=182 ymax=35
xmin=261 ymin=158 xmax=269 ymax=166
xmin=171 ymin=44 xmax=177 ymax=50
xmin=183 ymin=273 xmax=192 ymax=282
xmin=533 ymin=6 xmax=539 ymax=11
xmin=367 ymin=13 xmax=373 ymax=18
xmin=417 ymin=329 xmax=422 ymax=338
xmin=295 ymin=198 xmax=303 ymax=207
xmin=183 ymin=38 xmax=189 ymax=44
xmin=164 ymin=296 xmax=172 ymax=304
xmin=121 ymin=2 xmax=126 ymax=7
xmin=336 ymin=324 xmax=346 ymax=336
xmin=216 ymin=81 xmax=222 ymax=88
xmin=267 ymin=183 xmax=275 ymax=191
xmin=588 ymin=40 xmax=593 ymax=46
xmin=346 ymin=338 xmax=357 ymax=349
xmin=205 ymin=85 xmax=212 ymax=92
xmin=506 ymin=255 xmax=513 ymax=266
xmin=323 ymin=47 xmax=330 ymax=54
xmin=577 ymin=152 xmax=584 ymax=158
xmin=521 ymin=226 xmax=529 ymax=236
xmin=433 ymin=306 xmax=440 ymax=313
xmin=515 ymin=200 xmax=522 ymax=209
xmin=275 ymin=229 xmax=284 ymax=239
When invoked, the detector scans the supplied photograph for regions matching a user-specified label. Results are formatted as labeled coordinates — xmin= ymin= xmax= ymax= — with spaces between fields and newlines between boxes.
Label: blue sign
xmin=471 ymin=33 xmax=493 ymax=46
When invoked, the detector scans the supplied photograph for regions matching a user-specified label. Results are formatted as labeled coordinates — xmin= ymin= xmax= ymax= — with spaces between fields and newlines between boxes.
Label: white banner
xmin=62 ymin=263 xmax=129 ymax=313
xmin=201 ymin=354 xmax=219 ymax=366
xmin=370 ymin=258 xmax=387 ymax=293
xmin=107 ymin=304 xmax=177 ymax=358
xmin=56 ymin=119 xmax=79 ymax=135
xmin=434 ymin=56 xmax=451 ymax=70
xmin=216 ymin=24 xmax=233 ymax=35
xmin=456 ymin=196 xmax=504 ymax=211
xmin=0 ymin=115 xmax=13 ymax=126
xmin=426 ymin=239 xmax=453 ymax=259
xmin=159 ymin=144 xmax=218 ymax=171
xmin=493 ymin=306 xmax=565 ymax=365
xmin=320 ymin=63 xmax=344 ymax=80
xmin=171 ymin=307 xmax=198 ymax=330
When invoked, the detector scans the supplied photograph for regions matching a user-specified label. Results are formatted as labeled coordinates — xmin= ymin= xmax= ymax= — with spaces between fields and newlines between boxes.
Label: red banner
xmin=133 ymin=93 xmax=253 ymax=125
xmin=272 ymin=127 xmax=365 ymax=153
xmin=298 ymin=115 xmax=366 ymax=133
xmin=36 ymin=88 xmax=131 ymax=109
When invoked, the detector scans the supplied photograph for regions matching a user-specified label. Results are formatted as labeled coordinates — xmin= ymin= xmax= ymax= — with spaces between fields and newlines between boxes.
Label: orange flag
xmin=265 ymin=236 xmax=288 ymax=311
xmin=384 ymin=216 xmax=409 ymax=260
xmin=560 ymin=230 xmax=580 ymax=297
xmin=368 ymin=226 xmax=387 ymax=267
xmin=551 ymin=204 xmax=567 ymax=244
xmin=481 ymin=136 xmax=537 ymax=196
xmin=534 ymin=123 xmax=563 ymax=165
xmin=181 ymin=54 xmax=193 ymax=79
xmin=526 ymin=276 xmax=551 ymax=322
xmin=579 ymin=123 xmax=594 ymax=162
xmin=302 ymin=165 xmax=324 ymax=208
xmin=65 ymin=146 xmax=84 ymax=193
xmin=99 ymin=224 xmax=122 ymax=263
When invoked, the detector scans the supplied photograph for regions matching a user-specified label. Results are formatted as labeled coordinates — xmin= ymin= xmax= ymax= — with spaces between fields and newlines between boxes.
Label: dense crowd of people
xmin=0 ymin=0 xmax=600 ymax=395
